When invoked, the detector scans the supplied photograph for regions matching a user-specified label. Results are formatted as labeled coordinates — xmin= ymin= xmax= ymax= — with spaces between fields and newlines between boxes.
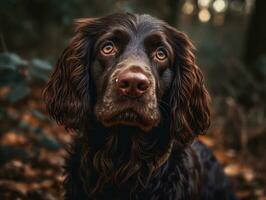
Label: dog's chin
xmin=99 ymin=110 xmax=160 ymax=132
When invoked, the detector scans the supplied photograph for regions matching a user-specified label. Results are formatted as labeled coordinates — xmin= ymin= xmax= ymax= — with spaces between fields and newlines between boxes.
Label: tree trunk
xmin=245 ymin=0 xmax=266 ymax=66
xmin=163 ymin=0 xmax=180 ymax=26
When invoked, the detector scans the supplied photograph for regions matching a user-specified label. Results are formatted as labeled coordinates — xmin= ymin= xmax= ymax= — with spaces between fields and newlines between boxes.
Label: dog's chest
xmin=93 ymin=149 xmax=200 ymax=200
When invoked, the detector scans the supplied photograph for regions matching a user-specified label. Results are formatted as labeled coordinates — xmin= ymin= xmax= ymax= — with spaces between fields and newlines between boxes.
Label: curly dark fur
xmin=44 ymin=13 xmax=237 ymax=200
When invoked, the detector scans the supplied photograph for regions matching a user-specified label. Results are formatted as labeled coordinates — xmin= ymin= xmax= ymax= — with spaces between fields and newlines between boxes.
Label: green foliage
xmin=37 ymin=132 xmax=60 ymax=151
xmin=255 ymin=56 xmax=266 ymax=77
xmin=0 ymin=52 xmax=52 ymax=103
xmin=29 ymin=59 xmax=53 ymax=82
xmin=0 ymin=146 xmax=29 ymax=164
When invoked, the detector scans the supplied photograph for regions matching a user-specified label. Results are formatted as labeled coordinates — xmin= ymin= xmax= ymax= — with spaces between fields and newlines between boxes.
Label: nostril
xmin=137 ymin=80 xmax=149 ymax=92
xmin=118 ymin=79 xmax=130 ymax=89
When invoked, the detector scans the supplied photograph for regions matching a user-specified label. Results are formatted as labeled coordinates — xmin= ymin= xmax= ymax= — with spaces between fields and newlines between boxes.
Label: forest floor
xmin=0 ymin=87 xmax=266 ymax=200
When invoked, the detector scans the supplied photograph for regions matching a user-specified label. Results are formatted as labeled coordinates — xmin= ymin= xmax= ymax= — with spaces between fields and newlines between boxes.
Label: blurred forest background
xmin=0 ymin=0 xmax=266 ymax=199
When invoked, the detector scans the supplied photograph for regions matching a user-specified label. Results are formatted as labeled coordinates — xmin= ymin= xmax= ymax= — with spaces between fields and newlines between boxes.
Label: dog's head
xmin=44 ymin=13 xmax=210 ymax=144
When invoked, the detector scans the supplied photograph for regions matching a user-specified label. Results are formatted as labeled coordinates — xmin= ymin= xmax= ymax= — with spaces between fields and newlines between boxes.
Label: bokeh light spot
xmin=213 ymin=0 xmax=227 ymax=13
xmin=198 ymin=9 xmax=211 ymax=22
xmin=198 ymin=0 xmax=212 ymax=8
xmin=182 ymin=1 xmax=195 ymax=15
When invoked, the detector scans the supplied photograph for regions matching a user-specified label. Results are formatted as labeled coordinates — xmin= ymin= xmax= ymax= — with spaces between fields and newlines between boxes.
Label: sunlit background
xmin=0 ymin=0 xmax=266 ymax=199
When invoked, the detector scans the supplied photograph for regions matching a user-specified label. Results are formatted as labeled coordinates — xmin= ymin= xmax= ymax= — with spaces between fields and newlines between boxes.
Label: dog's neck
xmin=86 ymin=123 xmax=173 ymax=161
xmin=80 ymin=122 xmax=174 ymax=194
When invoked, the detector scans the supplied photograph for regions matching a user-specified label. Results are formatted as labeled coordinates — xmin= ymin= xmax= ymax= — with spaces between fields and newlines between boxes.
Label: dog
xmin=44 ymin=13 xmax=237 ymax=200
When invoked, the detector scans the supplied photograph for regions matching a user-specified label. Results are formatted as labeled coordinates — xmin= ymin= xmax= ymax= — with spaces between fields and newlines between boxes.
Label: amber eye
xmin=155 ymin=47 xmax=167 ymax=61
xmin=101 ymin=41 xmax=115 ymax=55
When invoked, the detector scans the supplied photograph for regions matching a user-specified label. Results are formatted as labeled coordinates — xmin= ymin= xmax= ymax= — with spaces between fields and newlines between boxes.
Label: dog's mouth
xmin=99 ymin=109 xmax=160 ymax=131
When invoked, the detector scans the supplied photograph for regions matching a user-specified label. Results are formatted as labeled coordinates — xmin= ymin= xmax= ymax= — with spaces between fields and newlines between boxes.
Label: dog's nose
xmin=116 ymin=69 xmax=150 ymax=98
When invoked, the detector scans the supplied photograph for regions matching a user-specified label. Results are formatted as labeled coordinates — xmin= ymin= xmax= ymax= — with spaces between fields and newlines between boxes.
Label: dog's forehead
xmin=136 ymin=14 xmax=164 ymax=32
xmin=106 ymin=14 xmax=165 ymax=38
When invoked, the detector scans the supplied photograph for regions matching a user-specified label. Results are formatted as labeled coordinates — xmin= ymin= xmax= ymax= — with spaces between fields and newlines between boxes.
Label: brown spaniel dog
xmin=44 ymin=13 xmax=237 ymax=200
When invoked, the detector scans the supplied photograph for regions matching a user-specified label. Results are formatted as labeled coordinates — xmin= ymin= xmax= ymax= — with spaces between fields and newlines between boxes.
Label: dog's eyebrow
xmin=144 ymin=33 xmax=168 ymax=47
xmin=144 ymin=33 xmax=173 ymax=55
xmin=96 ymin=28 xmax=130 ymax=46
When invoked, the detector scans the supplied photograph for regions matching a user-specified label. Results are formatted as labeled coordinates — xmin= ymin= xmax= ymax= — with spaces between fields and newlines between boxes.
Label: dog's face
xmin=91 ymin=16 xmax=175 ymax=131
xmin=44 ymin=13 xmax=210 ymax=144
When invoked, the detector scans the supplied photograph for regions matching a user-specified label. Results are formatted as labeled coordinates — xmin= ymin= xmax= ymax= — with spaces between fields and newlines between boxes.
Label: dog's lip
xmin=99 ymin=109 xmax=159 ymax=131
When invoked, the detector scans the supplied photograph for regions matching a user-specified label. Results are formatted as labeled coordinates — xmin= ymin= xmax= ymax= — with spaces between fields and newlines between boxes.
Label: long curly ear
xmin=166 ymin=26 xmax=211 ymax=144
xmin=43 ymin=18 xmax=98 ymax=130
